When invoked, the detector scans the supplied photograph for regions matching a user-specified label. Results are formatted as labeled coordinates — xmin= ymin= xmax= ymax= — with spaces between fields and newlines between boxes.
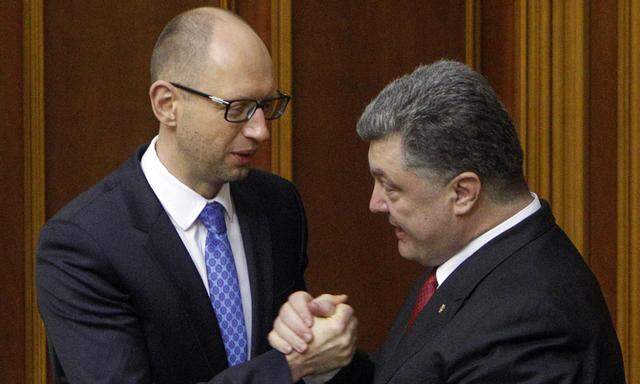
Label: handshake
xmin=268 ymin=292 xmax=358 ymax=382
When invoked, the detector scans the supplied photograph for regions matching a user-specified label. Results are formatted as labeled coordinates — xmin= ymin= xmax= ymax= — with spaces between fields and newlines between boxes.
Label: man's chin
xmin=398 ymin=242 xmax=418 ymax=262
xmin=222 ymin=167 xmax=251 ymax=182
xmin=398 ymin=242 xmax=433 ymax=266
xmin=234 ymin=167 xmax=250 ymax=179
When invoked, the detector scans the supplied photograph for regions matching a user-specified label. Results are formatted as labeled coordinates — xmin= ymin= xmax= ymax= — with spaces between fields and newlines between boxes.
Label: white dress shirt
xmin=141 ymin=136 xmax=253 ymax=356
xmin=436 ymin=193 xmax=542 ymax=286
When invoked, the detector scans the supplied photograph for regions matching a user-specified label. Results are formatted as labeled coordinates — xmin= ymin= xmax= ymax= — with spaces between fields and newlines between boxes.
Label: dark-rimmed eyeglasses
xmin=170 ymin=82 xmax=291 ymax=123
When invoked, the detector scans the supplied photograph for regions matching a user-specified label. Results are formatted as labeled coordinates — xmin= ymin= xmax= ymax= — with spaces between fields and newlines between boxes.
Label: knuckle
xmin=287 ymin=291 xmax=300 ymax=301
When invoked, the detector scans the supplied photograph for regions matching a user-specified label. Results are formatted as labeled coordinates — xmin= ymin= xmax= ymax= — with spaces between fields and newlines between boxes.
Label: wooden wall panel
xmin=292 ymin=0 xmax=466 ymax=351
xmin=44 ymin=1 xmax=220 ymax=217
xmin=24 ymin=0 xmax=47 ymax=381
xmin=588 ymin=0 xmax=618 ymax=321
xmin=235 ymin=0 xmax=272 ymax=47
xmin=268 ymin=0 xmax=293 ymax=180
xmin=512 ymin=0 xmax=588 ymax=255
xmin=617 ymin=0 xmax=640 ymax=380
xmin=0 ymin=2 xmax=26 ymax=383
xmin=479 ymin=0 xmax=515 ymax=115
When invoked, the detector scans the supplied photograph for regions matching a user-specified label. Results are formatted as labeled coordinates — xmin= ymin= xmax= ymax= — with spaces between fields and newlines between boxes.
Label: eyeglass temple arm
xmin=170 ymin=82 xmax=229 ymax=107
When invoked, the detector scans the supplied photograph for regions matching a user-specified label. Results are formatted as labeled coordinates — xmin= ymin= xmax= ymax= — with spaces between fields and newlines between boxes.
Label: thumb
xmin=308 ymin=294 xmax=348 ymax=317
xmin=332 ymin=303 xmax=355 ymax=324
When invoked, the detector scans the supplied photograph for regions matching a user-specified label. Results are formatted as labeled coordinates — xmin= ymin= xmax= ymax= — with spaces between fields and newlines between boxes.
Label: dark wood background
xmin=1 ymin=1 xmax=26 ymax=383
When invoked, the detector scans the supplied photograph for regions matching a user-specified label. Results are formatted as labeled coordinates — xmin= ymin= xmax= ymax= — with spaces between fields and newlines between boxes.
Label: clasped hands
xmin=268 ymin=292 xmax=357 ymax=382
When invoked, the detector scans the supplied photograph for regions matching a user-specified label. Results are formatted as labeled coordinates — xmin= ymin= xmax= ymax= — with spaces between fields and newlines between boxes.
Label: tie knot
xmin=425 ymin=268 xmax=438 ymax=289
xmin=200 ymin=202 xmax=227 ymax=234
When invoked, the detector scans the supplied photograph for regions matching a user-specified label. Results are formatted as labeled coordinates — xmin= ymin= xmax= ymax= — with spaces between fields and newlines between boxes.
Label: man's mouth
xmin=389 ymin=219 xmax=406 ymax=239
xmin=230 ymin=149 xmax=256 ymax=165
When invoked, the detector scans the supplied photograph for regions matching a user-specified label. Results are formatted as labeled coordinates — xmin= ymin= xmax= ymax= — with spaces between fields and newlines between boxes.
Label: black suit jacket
xmin=334 ymin=202 xmax=625 ymax=384
xmin=36 ymin=146 xmax=307 ymax=383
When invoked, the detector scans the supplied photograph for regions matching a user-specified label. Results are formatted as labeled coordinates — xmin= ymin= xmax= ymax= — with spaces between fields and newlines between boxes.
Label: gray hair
xmin=356 ymin=60 xmax=527 ymax=201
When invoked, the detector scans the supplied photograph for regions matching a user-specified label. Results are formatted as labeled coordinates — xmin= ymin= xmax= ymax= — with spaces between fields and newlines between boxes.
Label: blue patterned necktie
xmin=199 ymin=202 xmax=248 ymax=366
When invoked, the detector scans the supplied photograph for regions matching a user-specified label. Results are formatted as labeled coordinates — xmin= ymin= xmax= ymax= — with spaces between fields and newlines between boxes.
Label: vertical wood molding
xmin=514 ymin=1 xmax=552 ymax=198
xmin=269 ymin=0 xmax=292 ymax=180
xmin=219 ymin=0 xmax=236 ymax=12
xmin=554 ymin=0 xmax=588 ymax=257
xmin=617 ymin=0 xmax=640 ymax=381
xmin=465 ymin=0 xmax=482 ymax=71
xmin=23 ymin=0 xmax=47 ymax=383
xmin=514 ymin=0 xmax=588 ymax=256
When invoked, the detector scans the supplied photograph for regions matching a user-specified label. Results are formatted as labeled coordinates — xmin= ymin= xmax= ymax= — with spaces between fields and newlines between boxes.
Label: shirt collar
xmin=436 ymin=193 xmax=542 ymax=286
xmin=140 ymin=135 xmax=235 ymax=231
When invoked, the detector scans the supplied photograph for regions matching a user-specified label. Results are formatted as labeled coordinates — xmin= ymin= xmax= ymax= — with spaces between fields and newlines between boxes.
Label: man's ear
xmin=149 ymin=80 xmax=178 ymax=127
xmin=449 ymin=172 xmax=481 ymax=216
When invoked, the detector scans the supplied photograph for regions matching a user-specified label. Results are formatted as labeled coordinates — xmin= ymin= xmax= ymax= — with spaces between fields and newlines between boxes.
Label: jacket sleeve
xmin=37 ymin=219 xmax=154 ymax=383
xmin=445 ymin=297 xmax=625 ymax=384
xmin=198 ymin=350 xmax=293 ymax=384
xmin=326 ymin=350 xmax=375 ymax=384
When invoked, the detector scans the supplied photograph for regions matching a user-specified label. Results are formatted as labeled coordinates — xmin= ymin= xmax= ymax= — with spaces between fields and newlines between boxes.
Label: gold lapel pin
xmin=438 ymin=304 xmax=446 ymax=313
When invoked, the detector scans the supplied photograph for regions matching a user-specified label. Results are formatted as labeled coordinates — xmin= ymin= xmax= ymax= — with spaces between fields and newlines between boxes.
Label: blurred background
xmin=2 ymin=0 xmax=638 ymax=382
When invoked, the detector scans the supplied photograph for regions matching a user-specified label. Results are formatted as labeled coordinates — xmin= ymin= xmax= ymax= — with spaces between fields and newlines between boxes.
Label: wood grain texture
xmin=514 ymin=0 xmax=587 ymax=256
xmin=515 ymin=0 xmax=552 ymax=200
xmin=24 ymin=0 xmax=47 ymax=382
xmin=588 ymin=0 xmax=618 ymax=324
xmin=0 ymin=1 xmax=26 ymax=383
xmin=552 ymin=0 xmax=588 ymax=257
xmin=465 ymin=0 xmax=482 ymax=71
xmin=617 ymin=0 xmax=640 ymax=381
xmin=480 ymin=0 xmax=515 ymax=115
xmin=269 ymin=0 xmax=292 ymax=180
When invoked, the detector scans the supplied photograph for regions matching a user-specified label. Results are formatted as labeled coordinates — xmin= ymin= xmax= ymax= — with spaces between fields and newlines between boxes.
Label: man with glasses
xmin=36 ymin=7 xmax=356 ymax=384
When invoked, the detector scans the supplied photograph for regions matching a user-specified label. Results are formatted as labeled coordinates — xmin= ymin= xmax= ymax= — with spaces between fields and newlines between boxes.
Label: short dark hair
xmin=356 ymin=60 xmax=528 ymax=201
xmin=149 ymin=8 xmax=221 ymax=85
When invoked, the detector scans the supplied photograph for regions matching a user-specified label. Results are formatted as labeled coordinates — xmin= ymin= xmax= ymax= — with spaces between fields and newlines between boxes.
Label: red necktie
xmin=407 ymin=268 xmax=438 ymax=329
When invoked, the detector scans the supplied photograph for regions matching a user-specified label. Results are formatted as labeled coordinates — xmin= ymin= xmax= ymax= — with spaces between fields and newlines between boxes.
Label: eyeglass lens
xmin=226 ymin=97 xmax=288 ymax=122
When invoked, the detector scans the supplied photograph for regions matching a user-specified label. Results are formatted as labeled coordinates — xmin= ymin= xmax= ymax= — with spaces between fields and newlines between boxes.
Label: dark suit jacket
xmin=36 ymin=145 xmax=307 ymax=384
xmin=333 ymin=201 xmax=625 ymax=384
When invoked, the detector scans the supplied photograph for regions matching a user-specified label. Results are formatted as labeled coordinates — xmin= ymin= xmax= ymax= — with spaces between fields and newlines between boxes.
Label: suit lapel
xmin=375 ymin=269 xmax=429 ymax=365
xmin=376 ymin=203 xmax=557 ymax=384
xmin=121 ymin=145 xmax=227 ymax=374
xmin=231 ymin=178 xmax=273 ymax=357
xmin=144 ymin=214 xmax=228 ymax=374
xmin=375 ymin=267 xmax=453 ymax=384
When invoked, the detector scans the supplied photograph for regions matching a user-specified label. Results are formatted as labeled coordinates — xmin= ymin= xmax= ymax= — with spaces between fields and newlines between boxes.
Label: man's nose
xmin=243 ymin=108 xmax=270 ymax=143
xmin=369 ymin=184 xmax=388 ymax=213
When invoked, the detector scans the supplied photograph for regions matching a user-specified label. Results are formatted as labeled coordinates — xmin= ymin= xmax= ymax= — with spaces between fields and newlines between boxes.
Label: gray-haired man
xmin=270 ymin=60 xmax=625 ymax=384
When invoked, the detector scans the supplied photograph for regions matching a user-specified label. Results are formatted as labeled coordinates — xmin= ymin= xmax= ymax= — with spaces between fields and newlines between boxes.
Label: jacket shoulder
xmin=44 ymin=158 xmax=139 ymax=234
